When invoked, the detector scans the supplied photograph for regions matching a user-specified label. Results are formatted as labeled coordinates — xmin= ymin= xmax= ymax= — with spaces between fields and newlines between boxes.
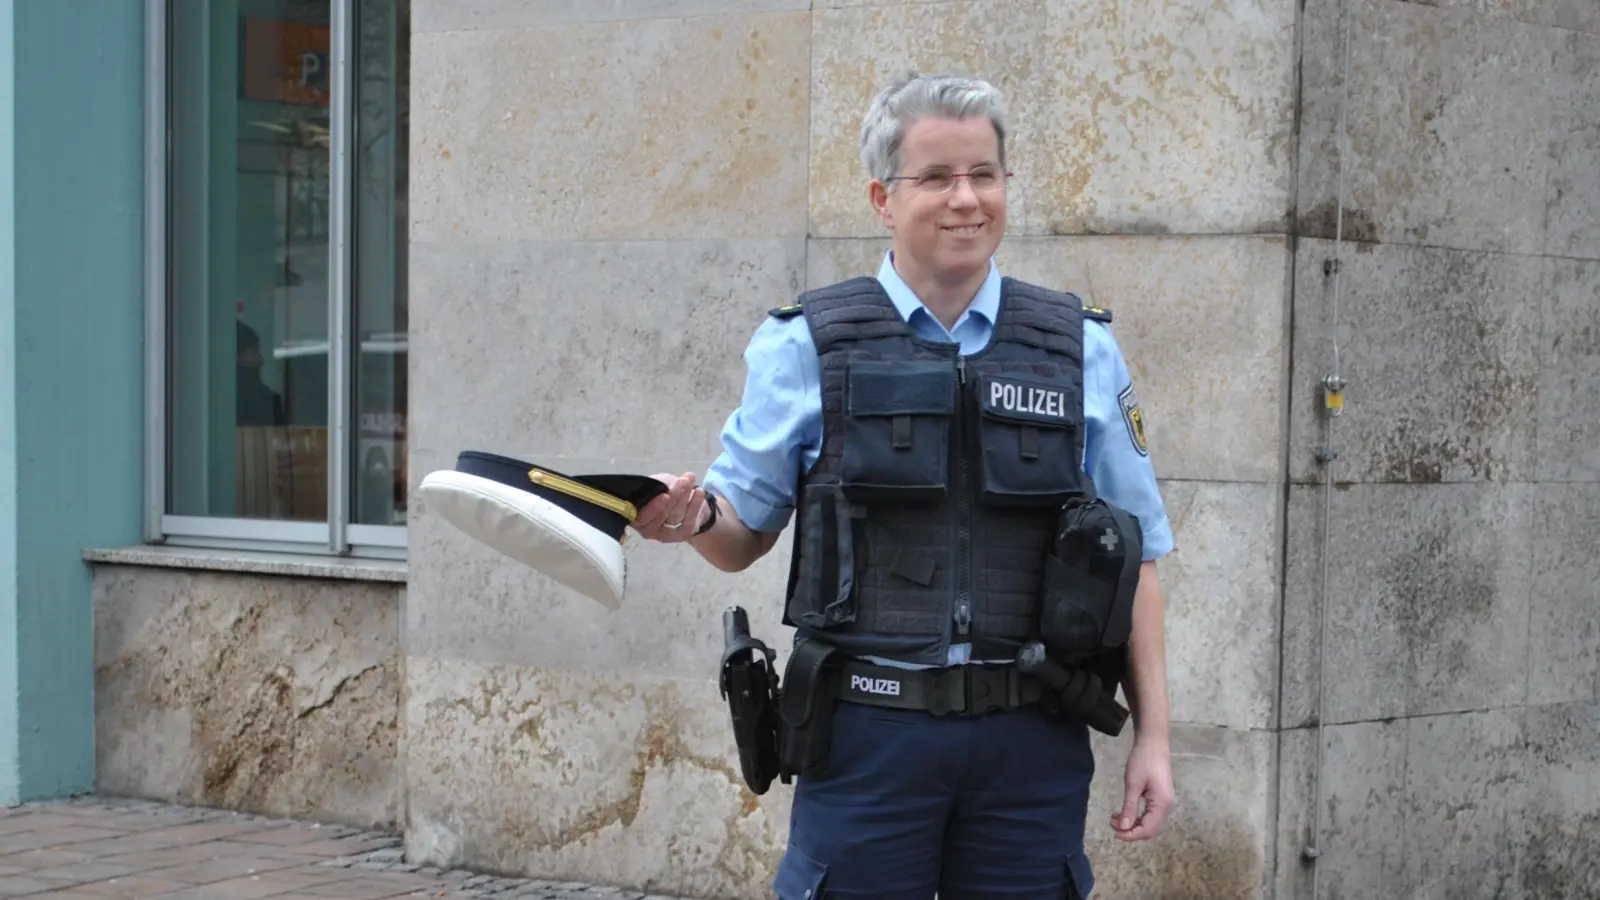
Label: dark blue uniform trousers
xmin=773 ymin=699 xmax=1098 ymax=899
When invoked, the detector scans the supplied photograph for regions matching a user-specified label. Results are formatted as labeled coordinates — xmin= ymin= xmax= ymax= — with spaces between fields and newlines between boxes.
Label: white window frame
xmin=143 ymin=0 xmax=405 ymax=562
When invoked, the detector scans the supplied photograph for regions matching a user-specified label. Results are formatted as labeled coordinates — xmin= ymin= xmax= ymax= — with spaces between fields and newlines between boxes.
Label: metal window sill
xmin=82 ymin=545 xmax=408 ymax=584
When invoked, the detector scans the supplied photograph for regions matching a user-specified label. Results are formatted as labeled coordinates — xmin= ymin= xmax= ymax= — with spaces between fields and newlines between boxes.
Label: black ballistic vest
xmin=780 ymin=276 xmax=1097 ymax=667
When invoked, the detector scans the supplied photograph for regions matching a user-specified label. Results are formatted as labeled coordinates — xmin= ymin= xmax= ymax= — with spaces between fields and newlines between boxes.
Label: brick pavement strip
xmin=0 ymin=797 xmax=702 ymax=900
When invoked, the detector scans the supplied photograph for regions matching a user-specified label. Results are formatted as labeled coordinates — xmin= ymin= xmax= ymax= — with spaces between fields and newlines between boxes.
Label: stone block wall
xmin=92 ymin=566 xmax=403 ymax=832
xmin=1274 ymin=1 xmax=1600 ymax=898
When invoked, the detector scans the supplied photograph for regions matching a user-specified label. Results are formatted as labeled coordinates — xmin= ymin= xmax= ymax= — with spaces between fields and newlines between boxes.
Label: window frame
xmin=143 ymin=0 xmax=406 ymax=562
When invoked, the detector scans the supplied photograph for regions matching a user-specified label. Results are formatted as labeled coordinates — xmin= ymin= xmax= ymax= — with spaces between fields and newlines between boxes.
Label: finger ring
xmin=663 ymin=520 xmax=682 ymax=530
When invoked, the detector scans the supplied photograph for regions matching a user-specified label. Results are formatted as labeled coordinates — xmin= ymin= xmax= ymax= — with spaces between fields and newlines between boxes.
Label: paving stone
xmin=0 ymin=796 xmax=699 ymax=900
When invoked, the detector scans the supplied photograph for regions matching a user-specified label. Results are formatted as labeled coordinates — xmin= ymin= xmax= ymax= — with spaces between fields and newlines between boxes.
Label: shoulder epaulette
xmin=767 ymin=303 xmax=804 ymax=319
xmin=1082 ymin=305 xmax=1113 ymax=324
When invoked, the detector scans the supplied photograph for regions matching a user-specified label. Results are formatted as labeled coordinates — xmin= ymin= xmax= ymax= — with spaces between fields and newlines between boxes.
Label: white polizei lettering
xmin=992 ymin=381 xmax=1067 ymax=421
xmin=850 ymin=674 xmax=902 ymax=697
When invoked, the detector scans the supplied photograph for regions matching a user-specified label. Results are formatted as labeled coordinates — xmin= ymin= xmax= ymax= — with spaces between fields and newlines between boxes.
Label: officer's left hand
xmin=1112 ymin=741 xmax=1175 ymax=842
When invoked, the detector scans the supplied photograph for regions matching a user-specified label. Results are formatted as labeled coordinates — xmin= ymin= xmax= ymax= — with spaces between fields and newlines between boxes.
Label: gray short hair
xmin=858 ymin=71 xmax=1008 ymax=184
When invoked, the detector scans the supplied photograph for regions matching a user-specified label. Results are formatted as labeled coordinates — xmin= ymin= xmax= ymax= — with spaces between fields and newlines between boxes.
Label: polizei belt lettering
xmin=848 ymin=673 xmax=902 ymax=697
xmin=835 ymin=659 xmax=1043 ymax=717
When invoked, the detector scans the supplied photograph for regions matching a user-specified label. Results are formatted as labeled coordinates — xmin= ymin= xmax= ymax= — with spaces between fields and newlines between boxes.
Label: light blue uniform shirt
xmin=704 ymin=252 xmax=1175 ymax=666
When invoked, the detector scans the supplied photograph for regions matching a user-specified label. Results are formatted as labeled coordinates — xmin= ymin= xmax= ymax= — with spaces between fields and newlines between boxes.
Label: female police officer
xmin=631 ymin=71 xmax=1176 ymax=899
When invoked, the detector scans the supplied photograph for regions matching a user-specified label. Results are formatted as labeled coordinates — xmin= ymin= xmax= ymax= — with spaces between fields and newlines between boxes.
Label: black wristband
xmin=694 ymin=492 xmax=720 ymax=536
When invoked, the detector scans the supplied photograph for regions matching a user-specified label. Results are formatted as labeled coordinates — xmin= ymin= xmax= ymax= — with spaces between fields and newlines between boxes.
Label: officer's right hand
xmin=631 ymin=472 xmax=706 ymax=544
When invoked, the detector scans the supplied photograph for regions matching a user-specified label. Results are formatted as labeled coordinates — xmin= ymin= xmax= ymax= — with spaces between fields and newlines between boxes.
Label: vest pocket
xmin=840 ymin=360 xmax=956 ymax=502
xmin=971 ymin=373 xmax=1084 ymax=507
xmin=789 ymin=483 xmax=859 ymax=630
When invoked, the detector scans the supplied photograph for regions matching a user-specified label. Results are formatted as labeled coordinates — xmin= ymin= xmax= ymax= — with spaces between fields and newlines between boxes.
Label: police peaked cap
xmin=417 ymin=451 xmax=668 ymax=611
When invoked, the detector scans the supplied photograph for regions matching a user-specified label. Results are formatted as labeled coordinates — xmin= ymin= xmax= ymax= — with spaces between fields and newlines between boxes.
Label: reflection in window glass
xmin=167 ymin=0 xmax=333 ymax=521
xmin=165 ymin=0 xmax=410 ymax=530
xmin=353 ymin=0 xmax=409 ymax=527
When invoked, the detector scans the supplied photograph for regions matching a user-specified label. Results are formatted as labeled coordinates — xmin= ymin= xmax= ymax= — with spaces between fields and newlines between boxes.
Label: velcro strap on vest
xmin=892 ymin=415 xmax=912 ymax=449
xmin=1019 ymin=425 xmax=1040 ymax=460
xmin=834 ymin=660 xmax=1043 ymax=717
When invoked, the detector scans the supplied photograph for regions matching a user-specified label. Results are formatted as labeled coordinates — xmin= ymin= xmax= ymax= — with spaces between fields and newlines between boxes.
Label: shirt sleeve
xmin=702 ymin=314 xmax=823 ymax=534
xmin=1082 ymin=320 xmax=1175 ymax=561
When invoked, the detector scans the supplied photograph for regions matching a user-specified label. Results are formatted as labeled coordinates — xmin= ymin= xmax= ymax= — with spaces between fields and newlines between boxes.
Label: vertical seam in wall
xmin=1399 ymin=713 xmax=1413 ymax=889
xmin=397 ymin=582 xmax=410 ymax=835
xmin=1520 ymin=260 xmax=1554 ymax=711
xmin=1519 ymin=28 xmax=1566 ymax=712
xmin=1269 ymin=0 xmax=1315 ymax=894
xmin=1535 ymin=35 xmax=1561 ymax=258
xmin=803 ymin=4 xmax=816 ymax=282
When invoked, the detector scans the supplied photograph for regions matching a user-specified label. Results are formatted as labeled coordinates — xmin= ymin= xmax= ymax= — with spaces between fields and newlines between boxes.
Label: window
xmin=147 ymin=0 xmax=409 ymax=558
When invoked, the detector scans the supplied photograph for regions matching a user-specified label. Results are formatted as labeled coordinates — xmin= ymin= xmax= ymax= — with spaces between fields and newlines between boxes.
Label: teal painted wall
xmin=0 ymin=0 xmax=146 ymax=803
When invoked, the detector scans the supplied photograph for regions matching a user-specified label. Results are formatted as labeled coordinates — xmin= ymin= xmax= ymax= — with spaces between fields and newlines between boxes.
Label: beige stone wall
xmin=405 ymin=1 xmax=1300 ymax=897
xmin=92 ymin=566 xmax=403 ymax=831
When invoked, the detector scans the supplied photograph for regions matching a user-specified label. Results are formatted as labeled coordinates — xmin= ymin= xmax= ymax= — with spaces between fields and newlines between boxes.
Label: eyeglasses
xmin=884 ymin=166 xmax=1013 ymax=194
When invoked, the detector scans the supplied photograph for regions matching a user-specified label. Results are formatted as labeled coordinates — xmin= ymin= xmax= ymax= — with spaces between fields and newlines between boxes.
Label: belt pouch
xmin=777 ymin=639 xmax=839 ymax=779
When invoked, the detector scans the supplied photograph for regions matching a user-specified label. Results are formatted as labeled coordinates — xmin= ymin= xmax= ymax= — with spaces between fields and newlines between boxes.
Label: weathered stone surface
xmin=1273 ymin=721 xmax=1409 ymax=900
xmin=1084 ymin=725 xmax=1274 ymax=900
xmin=1138 ymin=481 xmax=1284 ymax=730
xmin=401 ymin=655 xmax=788 ymax=900
xmin=410 ymin=12 xmax=809 ymax=242
xmin=1296 ymin=0 xmax=1568 ymax=255
xmin=1419 ymin=0 xmax=1600 ymax=35
xmin=1273 ymin=708 xmax=1572 ymax=900
xmin=1512 ymin=702 xmax=1600 ymax=898
xmin=1547 ymin=29 xmax=1600 ymax=258
xmin=91 ymin=566 xmax=402 ymax=829
xmin=1287 ymin=239 xmax=1542 ymax=485
xmin=1527 ymin=483 xmax=1600 ymax=706
xmin=406 ymin=448 xmax=795 ymax=677
xmin=1280 ymin=483 xmax=1532 ymax=727
xmin=1537 ymin=258 xmax=1600 ymax=481
xmin=809 ymin=0 xmax=1299 ymax=238
xmin=807 ymin=235 xmax=1293 ymax=485
xmin=1399 ymin=709 xmax=1526 ymax=895
xmin=415 ymin=0 xmax=811 ymax=32
xmin=408 ymin=239 xmax=806 ymax=463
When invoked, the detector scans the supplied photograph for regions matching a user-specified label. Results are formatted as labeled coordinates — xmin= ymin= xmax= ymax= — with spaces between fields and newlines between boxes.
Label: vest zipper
xmin=953 ymin=355 xmax=972 ymax=639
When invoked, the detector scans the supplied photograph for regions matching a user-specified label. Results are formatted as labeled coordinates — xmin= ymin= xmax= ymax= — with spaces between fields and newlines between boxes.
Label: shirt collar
xmin=876 ymin=251 xmax=1002 ymax=332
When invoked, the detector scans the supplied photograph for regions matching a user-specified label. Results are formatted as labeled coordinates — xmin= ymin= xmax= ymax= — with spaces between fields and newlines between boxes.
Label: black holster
xmin=720 ymin=611 xmax=842 ymax=794
xmin=719 ymin=607 xmax=784 ymax=795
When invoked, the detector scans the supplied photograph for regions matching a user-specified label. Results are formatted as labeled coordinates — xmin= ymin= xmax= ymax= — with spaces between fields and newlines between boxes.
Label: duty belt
xmin=834 ymin=659 xmax=1045 ymax=717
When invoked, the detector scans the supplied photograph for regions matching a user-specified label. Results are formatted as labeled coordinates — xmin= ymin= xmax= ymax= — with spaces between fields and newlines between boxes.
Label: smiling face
xmin=870 ymin=115 xmax=1008 ymax=289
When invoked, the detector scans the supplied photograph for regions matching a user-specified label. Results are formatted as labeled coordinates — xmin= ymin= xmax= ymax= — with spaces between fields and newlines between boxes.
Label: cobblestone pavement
xmin=0 ymin=796 xmax=698 ymax=899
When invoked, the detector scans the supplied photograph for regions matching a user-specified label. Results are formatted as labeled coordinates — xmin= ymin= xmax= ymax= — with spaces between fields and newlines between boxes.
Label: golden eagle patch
xmin=1118 ymin=383 xmax=1148 ymax=457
